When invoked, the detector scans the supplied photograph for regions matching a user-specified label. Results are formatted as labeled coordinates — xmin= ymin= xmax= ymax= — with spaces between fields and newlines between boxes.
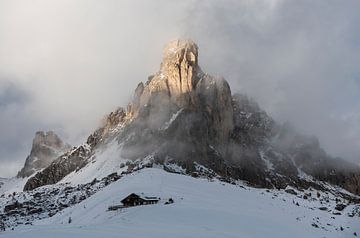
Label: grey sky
xmin=0 ymin=0 xmax=359 ymax=177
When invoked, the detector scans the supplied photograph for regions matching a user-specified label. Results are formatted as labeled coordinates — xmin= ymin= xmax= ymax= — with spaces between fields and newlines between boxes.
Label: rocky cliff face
xmin=17 ymin=131 xmax=71 ymax=178
xmin=129 ymin=39 xmax=202 ymax=117
xmin=23 ymin=39 xmax=360 ymax=196
xmin=23 ymin=145 xmax=91 ymax=191
xmin=125 ymin=39 xmax=233 ymax=153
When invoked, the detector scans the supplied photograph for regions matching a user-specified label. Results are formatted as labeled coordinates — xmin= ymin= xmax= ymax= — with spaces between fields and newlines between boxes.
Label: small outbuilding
xmin=121 ymin=193 xmax=160 ymax=207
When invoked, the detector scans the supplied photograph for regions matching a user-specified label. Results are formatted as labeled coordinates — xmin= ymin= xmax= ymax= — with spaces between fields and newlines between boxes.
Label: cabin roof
xmin=121 ymin=193 xmax=160 ymax=203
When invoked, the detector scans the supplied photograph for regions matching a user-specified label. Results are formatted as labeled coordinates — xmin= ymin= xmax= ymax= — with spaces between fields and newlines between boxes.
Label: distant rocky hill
xmin=22 ymin=39 xmax=360 ymax=197
xmin=17 ymin=131 xmax=71 ymax=178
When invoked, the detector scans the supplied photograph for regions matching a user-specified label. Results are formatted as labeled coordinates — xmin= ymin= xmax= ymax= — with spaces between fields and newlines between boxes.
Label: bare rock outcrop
xmin=126 ymin=39 xmax=233 ymax=146
xmin=17 ymin=131 xmax=71 ymax=178
xmin=130 ymin=40 xmax=201 ymax=113
xmin=160 ymin=39 xmax=201 ymax=107
xmin=87 ymin=107 xmax=127 ymax=148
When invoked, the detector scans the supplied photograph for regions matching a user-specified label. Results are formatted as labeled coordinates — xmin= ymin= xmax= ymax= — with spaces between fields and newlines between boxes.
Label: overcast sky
xmin=0 ymin=0 xmax=359 ymax=177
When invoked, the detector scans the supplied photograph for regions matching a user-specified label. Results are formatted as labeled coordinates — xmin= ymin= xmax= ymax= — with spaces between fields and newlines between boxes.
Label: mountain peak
xmin=127 ymin=39 xmax=204 ymax=119
xmin=161 ymin=39 xmax=198 ymax=67
xmin=126 ymin=39 xmax=232 ymax=139
xmin=157 ymin=39 xmax=202 ymax=108
xmin=33 ymin=131 xmax=63 ymax=148
xmin=17 ymin=131 xmax=71 ymax=178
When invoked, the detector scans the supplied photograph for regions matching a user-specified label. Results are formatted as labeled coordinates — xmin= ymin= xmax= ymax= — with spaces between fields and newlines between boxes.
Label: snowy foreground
xmin=1 ymin=168 xmax=359 ymax=238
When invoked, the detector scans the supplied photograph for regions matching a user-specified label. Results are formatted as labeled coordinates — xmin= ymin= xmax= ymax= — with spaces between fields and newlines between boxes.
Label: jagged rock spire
xmin=127 ymin=39 xmax=203 ymax=117
xmin=160 ymin=40 xmax=202 ymax=106
xmin=124 ymin=39 xmax=233 ymax=153
xmin=162 ymin=39 xmax=198 ymax=65
xmin=160 ymin=39 xmax=200 ymax=102
xmin=17 ymin=131 xmax=71 ymax=178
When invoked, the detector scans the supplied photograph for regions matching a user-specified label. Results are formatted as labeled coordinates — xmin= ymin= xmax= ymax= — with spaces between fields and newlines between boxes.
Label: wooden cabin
xmin=121 ymin=193 xmax=160 ymax=207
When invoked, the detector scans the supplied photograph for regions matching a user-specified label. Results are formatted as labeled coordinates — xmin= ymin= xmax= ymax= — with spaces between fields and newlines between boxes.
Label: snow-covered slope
xmin=0 ymin=177 xmax=28 ymax=195
xmin=60 ymin=140 xmax=129 ymax=185
xmin=3 ymin=168 xmax=359 ymax=238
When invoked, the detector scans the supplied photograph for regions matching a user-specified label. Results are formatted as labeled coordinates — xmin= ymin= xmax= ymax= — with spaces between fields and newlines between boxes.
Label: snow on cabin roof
xmin=137 ymin=193 xmax=159 ymax=200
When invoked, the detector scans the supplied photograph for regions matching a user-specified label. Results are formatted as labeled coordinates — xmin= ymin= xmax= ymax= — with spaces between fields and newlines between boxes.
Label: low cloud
xmin=183 ymin=0 xmax=360 ymax=162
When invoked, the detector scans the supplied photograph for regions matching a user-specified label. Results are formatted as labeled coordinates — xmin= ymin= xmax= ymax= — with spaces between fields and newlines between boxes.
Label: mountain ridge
xmin=20 ymin=39 xmax=360 ymax=197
